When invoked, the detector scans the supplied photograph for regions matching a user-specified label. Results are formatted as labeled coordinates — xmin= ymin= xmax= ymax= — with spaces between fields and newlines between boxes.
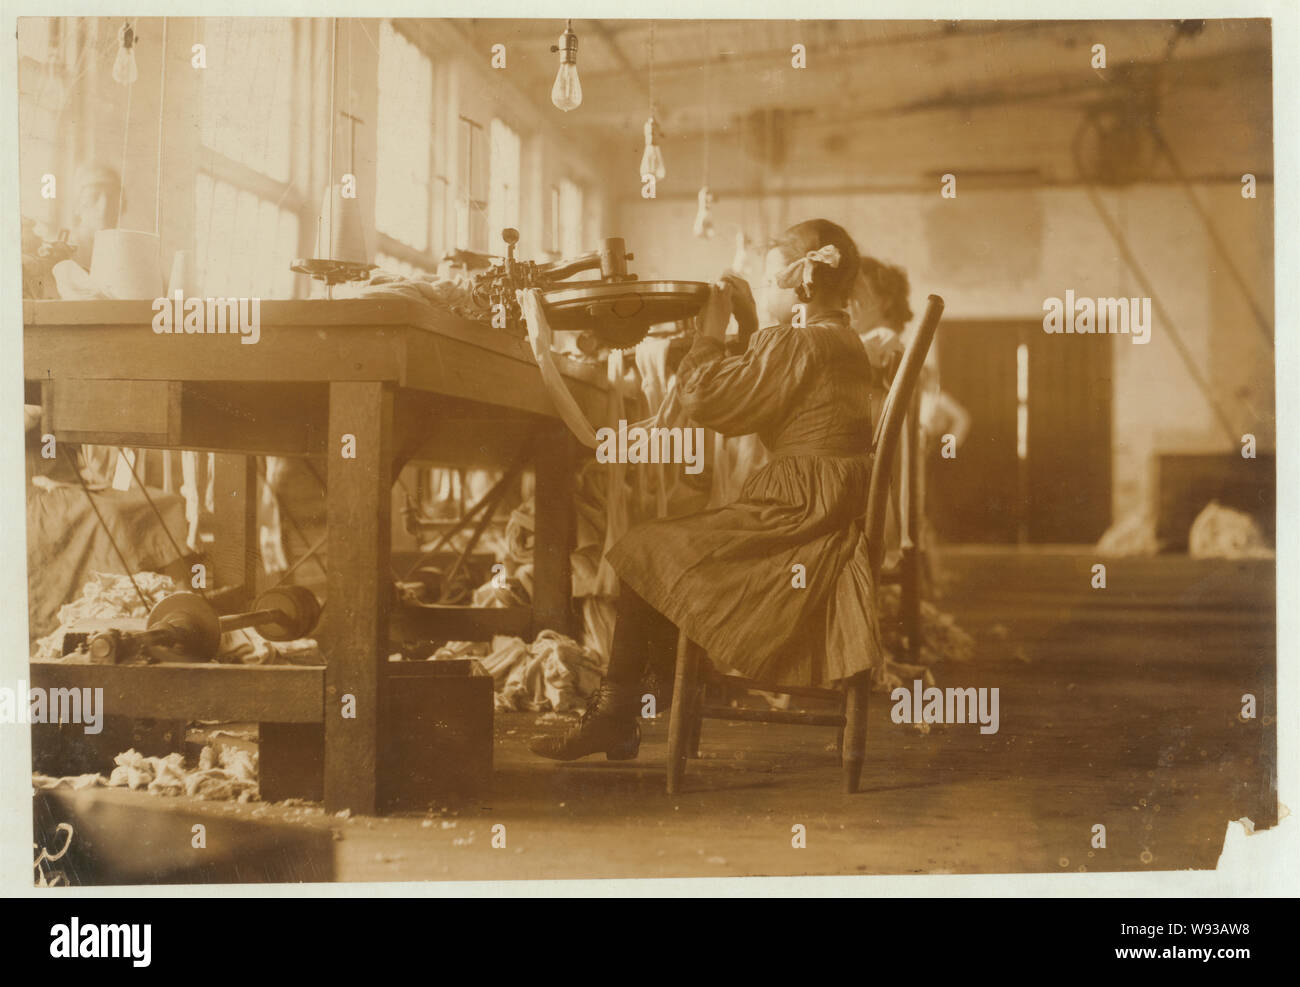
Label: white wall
xmin=615 ymin=181 xmax=1275 ymax=523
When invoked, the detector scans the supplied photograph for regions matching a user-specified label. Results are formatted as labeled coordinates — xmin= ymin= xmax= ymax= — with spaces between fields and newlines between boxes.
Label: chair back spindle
xmin=864 ymin=294 xmax=945 ymax=578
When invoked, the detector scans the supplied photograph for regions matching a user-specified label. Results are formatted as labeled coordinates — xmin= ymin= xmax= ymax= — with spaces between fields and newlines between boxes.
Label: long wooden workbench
xmin=24 ymin=297 xmax=607 ymax=813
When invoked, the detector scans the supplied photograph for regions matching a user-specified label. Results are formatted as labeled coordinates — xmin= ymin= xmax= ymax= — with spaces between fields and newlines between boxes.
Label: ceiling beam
xmin=588 ymin=19 xmax=653 ymax=110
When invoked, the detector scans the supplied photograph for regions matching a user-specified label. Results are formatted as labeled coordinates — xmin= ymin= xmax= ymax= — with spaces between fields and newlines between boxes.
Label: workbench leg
xmin=532 ymin=422 xmax=575 ymax=638
xmin=323 ymin=382 xmax=393 ymax=815
xmin=212 ymin=453 xmax=258 ymax=607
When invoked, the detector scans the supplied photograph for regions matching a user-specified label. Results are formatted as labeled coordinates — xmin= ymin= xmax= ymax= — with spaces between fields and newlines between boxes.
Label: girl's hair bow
xmin=774 ymin=244 xmax=842 ymax=294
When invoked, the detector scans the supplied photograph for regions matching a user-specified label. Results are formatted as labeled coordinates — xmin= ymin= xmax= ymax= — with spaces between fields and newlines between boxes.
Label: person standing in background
xmin=852 ymin=258 xmax=969 ymax=591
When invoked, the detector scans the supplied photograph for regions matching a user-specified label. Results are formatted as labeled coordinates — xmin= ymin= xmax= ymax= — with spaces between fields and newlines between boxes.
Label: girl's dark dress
xmin=606 ymin=310 xmax=886 ymax=686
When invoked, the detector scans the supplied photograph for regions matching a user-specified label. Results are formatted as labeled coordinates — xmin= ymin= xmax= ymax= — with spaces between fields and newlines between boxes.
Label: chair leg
xmin=686 ymin=681 xmax=704 ymax=759
xmin=666 ymin=631 xmax=700 ymax=794
xmin=842 ymin=673 xmax=870 ymax=793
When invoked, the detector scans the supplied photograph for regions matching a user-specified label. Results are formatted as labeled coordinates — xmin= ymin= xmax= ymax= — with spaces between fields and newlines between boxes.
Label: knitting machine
xmin=82 ymin=586 xmax=322 ymax=664
xmin=471 ymin=228 xmax=711 ymax=349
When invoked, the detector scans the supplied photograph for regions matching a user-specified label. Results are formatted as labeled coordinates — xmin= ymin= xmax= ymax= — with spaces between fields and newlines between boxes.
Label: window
xmin=195 ymin=18 xmax=301 ymax=297
xmin=17 ymin=17 xmax=78 ymax=224
xmin=488 ymin=119 xmax=521 ymax=254
xmin=195 ymin=172 xmax=299 ymax=298
xmin=548 ymin=186 xmax=561 ymax=254
xmin=199 ymin=19 xmax=293 ymax=183
xmin=456 ymin=117 xmax=487 ymax=252
xmin=376 ymin=21 xmax=434 ymax=252
xmin=559 ymin=178 xmax=584 ymax=258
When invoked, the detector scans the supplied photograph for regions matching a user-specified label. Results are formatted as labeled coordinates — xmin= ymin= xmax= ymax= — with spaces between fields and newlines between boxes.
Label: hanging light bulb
xmin=640 ymin=117 xmax=666 ymax=180
xmin=550 ymin=20 xmax=582 ymax=112
xmin=113 ymin=21 xmax=139 ymax=86
xmin=693 ymin=186 xmax=715 ymax=239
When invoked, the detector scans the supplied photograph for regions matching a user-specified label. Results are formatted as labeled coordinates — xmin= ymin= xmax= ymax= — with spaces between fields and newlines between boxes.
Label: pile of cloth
xmin=33 ymin=744 xmax=259 ymax=802
xmin=1188 ymin=501 xmax=1274 ymax=559
xmin=33 ymin=571 xmax=175 ymax=660
xmin=427 ymin=630 xmax=603 ymax=713
xmin=334 ymin=269 xmax=487 ymax=324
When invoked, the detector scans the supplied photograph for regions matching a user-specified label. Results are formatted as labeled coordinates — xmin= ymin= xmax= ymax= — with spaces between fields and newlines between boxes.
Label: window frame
xmin=374 ymin=18 xmax=439 ymax=268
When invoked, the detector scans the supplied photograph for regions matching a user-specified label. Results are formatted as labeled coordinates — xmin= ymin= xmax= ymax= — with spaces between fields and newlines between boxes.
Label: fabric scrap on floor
xmin=1188 ymin=501 xmax=1274 ymax=559
xmin=32 ymin=772 xmax=104 ymax=791
xmin=95 ymin=745 xmax=259 ymax=801
xmin=433 ymin=630 xmax=603 ymax=713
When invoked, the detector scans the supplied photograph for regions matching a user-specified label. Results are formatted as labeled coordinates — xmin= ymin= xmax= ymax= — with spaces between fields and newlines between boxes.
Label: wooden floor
xmin=48 ymin=550 xmax=1276 ymax=884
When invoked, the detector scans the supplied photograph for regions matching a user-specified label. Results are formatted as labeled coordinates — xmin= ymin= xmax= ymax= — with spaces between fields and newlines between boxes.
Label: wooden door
xmin=931 ymin=320 xmax=1112 ymax=544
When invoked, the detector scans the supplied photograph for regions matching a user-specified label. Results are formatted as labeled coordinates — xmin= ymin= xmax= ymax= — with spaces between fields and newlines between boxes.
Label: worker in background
xmin=22 ymin=163 xmax=125 ymax=486
xmin=68 ymin=163 xmax=125 ymax=272
xmin=853 ymin=257 xmax=970 ymax=589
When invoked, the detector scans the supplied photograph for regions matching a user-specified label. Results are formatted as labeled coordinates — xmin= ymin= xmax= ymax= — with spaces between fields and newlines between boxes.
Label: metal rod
xmin=217 ymin=608 xmax=284 ymax=633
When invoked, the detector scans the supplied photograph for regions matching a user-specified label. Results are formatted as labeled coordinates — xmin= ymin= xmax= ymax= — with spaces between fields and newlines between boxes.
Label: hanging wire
xmin=702 ymin=28 xmax=712 ymax=186
xmin=327 ymin=17 xmax=338 ymax=264
xmin=154 ymin=17 xmax=168 ymax=237
xmin=117 ymin=30 xmax=133 ymax=224
xmin=117 ymin=448 xmax=203 ymax=595
xmin=60 ymin=446 xmax=153 ymax=612
xmin=647 ymin=22 xmax=656 ymax=118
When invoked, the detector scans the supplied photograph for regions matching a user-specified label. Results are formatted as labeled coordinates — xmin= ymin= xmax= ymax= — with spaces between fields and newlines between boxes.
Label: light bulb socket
xmin=119 ymin=22 xmax=136 ymax=50
xmin=551 ymin=26 xmax=578 ymax=64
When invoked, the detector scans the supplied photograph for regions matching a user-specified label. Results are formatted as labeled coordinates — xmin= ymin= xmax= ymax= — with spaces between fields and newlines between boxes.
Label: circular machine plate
xmin=252 ymin=585 xmax=322 ymax=641
xmin=541 ymin=280 xmax=711 ymax=348
xmin=146 ymin=592 xmax=222 ymax=660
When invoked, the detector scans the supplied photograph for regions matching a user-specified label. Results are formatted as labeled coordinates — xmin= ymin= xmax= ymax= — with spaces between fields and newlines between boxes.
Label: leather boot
xmin=528 ymin=682 xmax=641 ymax=761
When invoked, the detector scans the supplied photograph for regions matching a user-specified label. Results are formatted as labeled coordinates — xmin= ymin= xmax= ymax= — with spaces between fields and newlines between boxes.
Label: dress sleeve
xmin=675 ymin=324 xmax=811 ymax=437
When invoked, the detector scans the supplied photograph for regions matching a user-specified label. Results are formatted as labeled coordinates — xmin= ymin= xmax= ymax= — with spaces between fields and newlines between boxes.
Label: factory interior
xmin=18 ymin=16 xmax=1276 ymax=886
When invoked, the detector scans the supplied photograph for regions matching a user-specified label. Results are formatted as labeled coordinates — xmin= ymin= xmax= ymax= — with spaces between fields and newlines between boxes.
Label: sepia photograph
xmin=6 ymin=5 xmax=1288 ymax=902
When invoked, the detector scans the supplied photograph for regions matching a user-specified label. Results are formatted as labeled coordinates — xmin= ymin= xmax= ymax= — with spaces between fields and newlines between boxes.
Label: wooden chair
xmin=665 ymin=294 xmax=946 ymax=794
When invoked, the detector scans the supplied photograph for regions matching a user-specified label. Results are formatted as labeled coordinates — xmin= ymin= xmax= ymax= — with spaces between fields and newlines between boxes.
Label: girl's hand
xmin=720 ymin=272 xmax=758 ymax=338
xmin=697 ymin=279 xmax=733 ymax=340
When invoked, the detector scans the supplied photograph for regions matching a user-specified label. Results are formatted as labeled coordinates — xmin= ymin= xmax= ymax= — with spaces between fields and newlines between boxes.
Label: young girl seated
xmin=532 ymin=219 xmax=886 ymax=761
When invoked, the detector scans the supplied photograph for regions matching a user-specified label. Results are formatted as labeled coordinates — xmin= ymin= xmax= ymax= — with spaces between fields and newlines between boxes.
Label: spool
xmin=249 ymin=585 xmax=322 ymax=642
xmin=315 ymin=182 xmax=370 ymax=266
xmin=114 ymin=587 xmax=323 ymax=662
xmin=89 ymin=229 xmax=163 ymax=299
xmin=145 ymin=591 xmax=222 ymax=660
xmin=167 ymin=249 xmax=197 ymax=296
